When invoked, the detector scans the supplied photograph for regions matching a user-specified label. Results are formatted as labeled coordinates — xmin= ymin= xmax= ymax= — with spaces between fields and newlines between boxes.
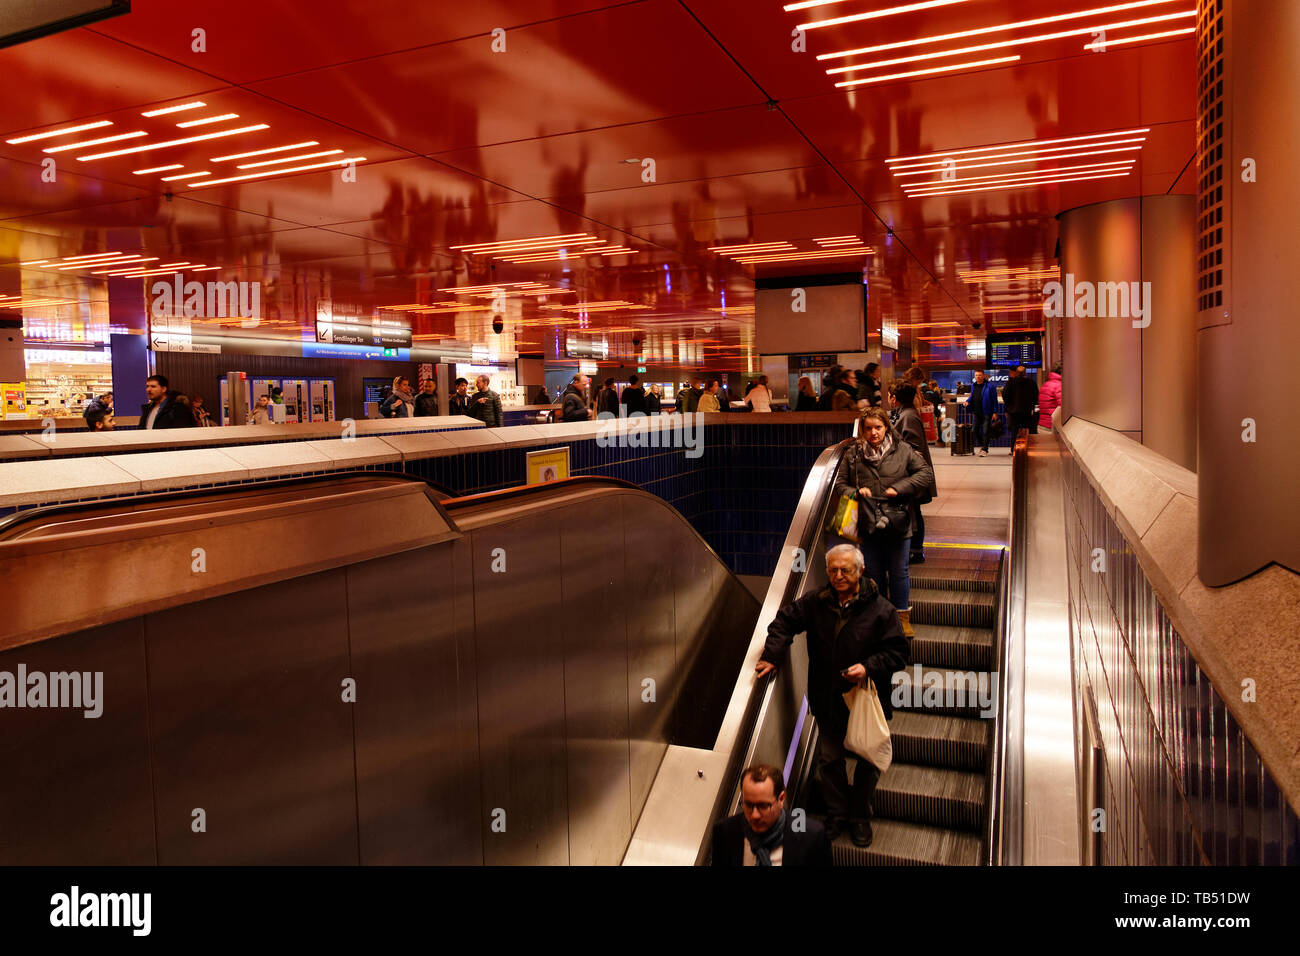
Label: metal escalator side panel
xmin=0 ymin=479 xmax=460 ymax=652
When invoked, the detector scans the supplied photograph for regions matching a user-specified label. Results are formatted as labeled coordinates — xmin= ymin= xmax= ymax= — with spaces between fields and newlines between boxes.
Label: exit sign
xmin=637 ymin=366 xmax=647 ymax=373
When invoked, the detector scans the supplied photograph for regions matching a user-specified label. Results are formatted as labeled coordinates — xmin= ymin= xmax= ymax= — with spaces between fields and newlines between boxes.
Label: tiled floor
xmin=927 ymin=448 xmax=1012 ymax=520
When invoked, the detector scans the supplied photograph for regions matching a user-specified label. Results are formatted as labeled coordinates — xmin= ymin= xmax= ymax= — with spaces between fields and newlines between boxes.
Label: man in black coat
xmin=755 ymin=544 xmax=909 ymax=848
xmin=140 ymin=375 xmax=197 ymax=429
xmin=621 ymin=374 xmax=647 ymax=416
xmin=1001 ymin=366 xmax=1038 ymax=437
xmin=448 ymin=377 xmax=471 ymax=417
xmin=559 ymin=373 xmax=590 ymax=422
xmin=711 ymin=764 xmax=831 ymax=867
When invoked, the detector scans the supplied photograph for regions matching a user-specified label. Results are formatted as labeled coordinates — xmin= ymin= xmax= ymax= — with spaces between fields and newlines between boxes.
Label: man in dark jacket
xmin=559 ymin=374 xmax=590 ymax=422
xmin=858 ymin=363 xmax=882 ymax=406
xmin=969 ymin=370 xmax=999 ymax=456
xmin=468 ymin=375 xmax=502 ymax=428
xmin=1001 ymin=365 xmax=1038 ymax=437
xmin=83 ymin=392 xmax=113 ymax=427
xmin=755 ymin=544 xmax=909 ymax=848
xmin=711 ymin=764 xmax=831 ymax=866
xmin=448 ymin=377 xmax=471 ymax=417
xmin=892 ymin=383 xmax=937 ymax=564
xmin=140 ymin=375 xmax=197 ymax=429
xmin=621 ymin=374 xmax=647 ymax=416
xmin=677 ymin=380 xmax=700 ymax=414
xmin=595 ymin=377 xmax=619 ymax=416
xmin=414 ymin=379 xmax=440 ymax=416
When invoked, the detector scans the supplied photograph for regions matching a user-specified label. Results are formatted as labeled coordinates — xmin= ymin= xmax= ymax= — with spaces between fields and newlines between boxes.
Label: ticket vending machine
xmin=251 ymin=377 xmax=279 ymax=406
xmin=308 ymin=378 xmax=336 ymax=422
xmin=279 ymin=378 xmax=309 ymax=424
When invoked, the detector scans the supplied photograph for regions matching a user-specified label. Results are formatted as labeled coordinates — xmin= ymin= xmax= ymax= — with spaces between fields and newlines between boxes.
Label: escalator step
xmin=831 ymin=819 xmax=982 ymax=867
xmin=910 ymin=623 xmax=994 ymax=671
xmin=908 ymin=563 xmax=998 ymax=594
xmin=890 ymin=665 xmax=997 ymax=718
xmin=889 ymin=711 xmax=990 ymax=771
xmin=908 ymin=587 xmax=995 ymax=629
xmin=873 ymin=762 xmax=986 ymax=831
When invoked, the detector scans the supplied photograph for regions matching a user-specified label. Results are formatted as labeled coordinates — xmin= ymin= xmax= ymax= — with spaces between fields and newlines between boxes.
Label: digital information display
xmin=985 ymin=332 xmax=1043 ymax=368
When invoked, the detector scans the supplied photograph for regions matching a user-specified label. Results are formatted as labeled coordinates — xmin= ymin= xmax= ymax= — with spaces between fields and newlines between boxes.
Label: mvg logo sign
xmin=151 ymin=276 xmax=260 ymax=328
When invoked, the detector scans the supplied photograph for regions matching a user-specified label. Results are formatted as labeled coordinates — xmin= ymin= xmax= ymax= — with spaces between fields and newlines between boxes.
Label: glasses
xmin=742 ymin=801 xmax=775 ymax=813
xmin=827 ymin=567 xmax=856 ymax=576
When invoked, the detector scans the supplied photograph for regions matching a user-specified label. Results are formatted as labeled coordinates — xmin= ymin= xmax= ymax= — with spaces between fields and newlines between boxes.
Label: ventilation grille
xmin=1196 ymin=0 xmax=1225 ymax=312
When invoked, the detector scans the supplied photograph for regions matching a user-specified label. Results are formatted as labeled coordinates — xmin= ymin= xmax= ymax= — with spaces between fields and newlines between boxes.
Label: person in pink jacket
xmin=1038 ymin=369 xmax=1062 ymax=430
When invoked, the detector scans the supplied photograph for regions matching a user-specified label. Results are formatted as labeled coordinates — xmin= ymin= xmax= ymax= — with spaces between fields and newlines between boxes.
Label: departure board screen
xmin=985 ymin=332 xmax=1043 ymax=368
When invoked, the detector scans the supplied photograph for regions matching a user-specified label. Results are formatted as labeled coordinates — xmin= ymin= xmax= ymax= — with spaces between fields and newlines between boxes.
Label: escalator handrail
xmin=708 ymin=436 xmax=857 ymax=846
xmin=986 ymin=429 xmax=1029 ymax=864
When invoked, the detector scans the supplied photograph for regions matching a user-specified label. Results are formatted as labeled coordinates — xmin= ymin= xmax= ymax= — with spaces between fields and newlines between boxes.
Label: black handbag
xmin=858 ymin=494 xmax=911 ymax=537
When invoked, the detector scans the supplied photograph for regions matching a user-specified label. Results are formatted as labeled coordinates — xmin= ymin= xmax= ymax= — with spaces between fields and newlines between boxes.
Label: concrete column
xmin=1057 ymin=195 xmax=1196 ymax=468
xmin=1195 ymin=0 xmax=1300 ymax=584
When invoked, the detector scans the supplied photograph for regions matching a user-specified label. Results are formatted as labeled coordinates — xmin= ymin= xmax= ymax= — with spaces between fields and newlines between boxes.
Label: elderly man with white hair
xmin=754 ymin=544 xmax=910 ymax=848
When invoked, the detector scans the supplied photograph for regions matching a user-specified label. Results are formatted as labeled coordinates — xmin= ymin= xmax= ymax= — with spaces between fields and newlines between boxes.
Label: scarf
xmin=861 ymin=431 xmax=893 ymax=465
xmin=744 ymin=808 xmax=787 ymax=866
xmin=392 ymin=385 xmax=415 ymax=405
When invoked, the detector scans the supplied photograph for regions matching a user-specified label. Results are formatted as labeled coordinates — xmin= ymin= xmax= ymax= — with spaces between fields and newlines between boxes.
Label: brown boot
xmin=898 ymin=608 xmax=914 ymax=639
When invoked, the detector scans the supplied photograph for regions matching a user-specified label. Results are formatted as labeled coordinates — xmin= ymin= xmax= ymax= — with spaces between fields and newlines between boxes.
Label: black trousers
xmin=911 ymin=504 xmax=926 ymax=556
xmin=816 ymin=733 xmax=882 ymax=823
xmin=1010 ymin=411 xmax=1035 ymax=437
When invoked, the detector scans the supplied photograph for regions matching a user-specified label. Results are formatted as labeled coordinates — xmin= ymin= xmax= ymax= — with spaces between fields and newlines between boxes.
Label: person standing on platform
xmin=891 ymin=384 xmax=937 ymax=565
xmin=595 ymin=377 xmax=618 ymax=416
xmin=677 ymin=379 xmax=700 ymax=414
xmin=697 ymin=378 xmax=721 ymax=412
xmin=831 ymin=367 xmax=858 ymax=411
xmin=833 ymin=405 xmax=932 ymax=637
xmin=748 ymin=374 xmax=773 ymax=412
xmin=382 ymin=376 xmax=415 ymax=418
xmin=469 ymin=374 xmax=502 ymax=428
xmin=414 ymin=378 xmax=440 ymax=417
xmin=755 ymin=545 xmax=909 ymax=848
xmin=645 ymin=384 xmax=662 ymax=415
xmin=622 ymin=374 xmax=647 ymax=416
xmin=85 ymin=407 xmax=114 ymax=431
xmin=83 ymin=392 xmax=112 ymax=427
xmin=1038 ymin=367 xmax=1062 ymax=431
xmin=858 ymin=363 xmax=882 ymax=406
xmin=795 ymin=376 xmax=818 ymax=411
xmin=1002 ymin=366 xmax=1038 ymax=437
xmin=448 ymin=377 xmax=471 ymax=417
xmin=141 ymin=375 xmax=198 ymax=429
xmin=710 ymin=764 xmax=831 ymax=866
xmin=534 ymin=386 xmax=551 ymax=404
xmin=559 ymin=373 xmax=590 ymax=422
xmin=191 ymin=395 xmax=213 ymax=427
xmin=248 ymin=393 xmax=272 ymax=425
xmin=969 ymin=370 xmax=999 ymax=457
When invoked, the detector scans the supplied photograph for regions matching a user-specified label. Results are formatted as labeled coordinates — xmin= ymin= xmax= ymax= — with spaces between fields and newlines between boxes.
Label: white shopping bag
xmin=842 ymin=679 xmax=892 ymax=772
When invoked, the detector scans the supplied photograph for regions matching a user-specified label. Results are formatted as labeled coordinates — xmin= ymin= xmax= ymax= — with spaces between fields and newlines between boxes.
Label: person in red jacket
xmin=1038 ymin=368 xmax=1063 ymax=430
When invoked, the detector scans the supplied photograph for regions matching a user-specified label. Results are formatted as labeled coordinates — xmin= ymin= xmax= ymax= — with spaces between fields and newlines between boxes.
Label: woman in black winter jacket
xmin=832 ymin=405 xmax=933 ymax=636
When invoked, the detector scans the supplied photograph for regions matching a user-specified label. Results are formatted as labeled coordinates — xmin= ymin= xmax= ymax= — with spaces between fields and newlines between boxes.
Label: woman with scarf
xmin=832 ymin=405 xmax=933 ymax=636
xmin=381 ymin=376 xmax=415 ymax=418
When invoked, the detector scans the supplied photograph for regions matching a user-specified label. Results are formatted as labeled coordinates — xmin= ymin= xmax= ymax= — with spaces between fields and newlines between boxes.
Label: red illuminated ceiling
xmin=0 ymin=0 xmax=1196 ymax=368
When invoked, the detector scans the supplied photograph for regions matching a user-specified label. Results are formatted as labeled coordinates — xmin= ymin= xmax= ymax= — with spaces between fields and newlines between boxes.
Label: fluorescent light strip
xmin=1083 ymin=26 xmax=1194 ymax=48
xmin=190 ymin=266 xmax=221 ymax=272
xmin=887 ymin=127 xmax=1149 ymax=164
xmin=57 ymin=258 xmax=149 ymax=270
xmin=736 ymin=248 xmax=875 ymax=263
xmin=814 ymin=235 xmax=860 ymax=241
xmin=452 ymin=233 xmax=592 ymax=251
xmin=827 ymin=11 xmax=1194 ymax=74
xmin=798 ymin=0 xmax=972 ymax=31
xmin=76 ymin=125 xmax=271 ymax=161
xmin=176 ymin=113 xmax=240 ymax=128
xmin=17 ymin=260 xmax=49 ymax=266
xmin=236 ymin=149 xmax=343 ymax=169
xmin=141 ymin=102 xmax=207 ymax=117
xmin=889 ymin=140 xmax=1145 ymax=172
xmin=5 ymin=120 xmax=114 ymax=145
xmin=43 ymin=131 xmax=147 ymax=153
xmin=161 ymin=170 xmax=209 ymax=181
xmin=212 ymin=141 xmax=319 ymax=162
xmin=133 ymin=164 xmax=183 ymax=175
xmin=488 ymin=239 xmax=607 ymax=257
xmin=63 ymin=252 xmax=130 ymax=261
xmin=836 ymin=56 xmax=1020 ymax=87
xmin=817 ymin=0 xmax=1181 ymax=59
xmin=905 ymin=171 xmax=1131 ymax=197
xmin=188 ymin=156 xmax=365 ymax=187
xmin=902 ymin=159 xmax=1134 ymax=189
xmin=90 ymin=259 xmax=161 ymax=273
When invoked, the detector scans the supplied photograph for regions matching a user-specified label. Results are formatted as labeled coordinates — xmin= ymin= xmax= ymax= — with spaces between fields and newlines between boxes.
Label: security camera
xmin=492 ymin=316 xmax=504 ymax=334
xmin=632 ymin=337 xmax=642 ymax=349
xmin=972 ymin=320 xmax=982 ymax=330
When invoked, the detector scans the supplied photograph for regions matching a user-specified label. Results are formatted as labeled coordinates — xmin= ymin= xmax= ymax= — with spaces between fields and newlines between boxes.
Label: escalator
xmin=0 ymin=473 xmax=759 ymax=865
xmin=626 ymin=435 xmax=1024 ymax=866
